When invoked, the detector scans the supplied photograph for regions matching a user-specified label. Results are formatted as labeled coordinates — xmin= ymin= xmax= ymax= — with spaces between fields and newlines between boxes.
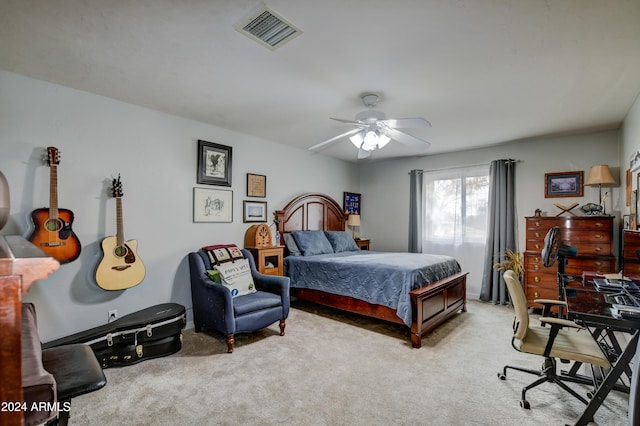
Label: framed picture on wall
xmin=246 ymin=173 xmax=266 ymax=197
xmin=193 ymin=188 xmax=233 ymax=222
xmin=544 ymin=171 xmax=584 ymax=198
xmin=197 ymin=140 xmax=232 ymax=186
xmin=343 ymin=192 xmax=361 ymax=215
xmin=243 ymin=201 xmax=267 ymax=222
xmin=631 ymin=190 xmax=637 ymax=230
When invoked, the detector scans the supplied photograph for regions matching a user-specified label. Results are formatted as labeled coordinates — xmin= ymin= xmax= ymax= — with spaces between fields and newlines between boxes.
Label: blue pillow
xmin=283 ymin=233 xmax=302 ymax=256
xmin=292 ymin=231 xmax=334 ymax=256
xmin=324 ymin=231 xmax=360 ymax=253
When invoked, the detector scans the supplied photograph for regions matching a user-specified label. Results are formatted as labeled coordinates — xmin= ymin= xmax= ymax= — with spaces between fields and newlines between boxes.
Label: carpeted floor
xmin=67 ymin=299 xmax=630 ymax=425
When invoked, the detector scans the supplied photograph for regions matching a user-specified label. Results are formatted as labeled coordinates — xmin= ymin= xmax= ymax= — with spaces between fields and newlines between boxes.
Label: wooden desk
xmin=564 ymin=287 xmax=639 ymax=425
xmin=0 ymin=236 xmax=59 ymax=426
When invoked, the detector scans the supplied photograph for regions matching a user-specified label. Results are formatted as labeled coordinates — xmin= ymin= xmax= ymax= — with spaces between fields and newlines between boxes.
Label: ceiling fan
xmin=309 ymin=93 xmax=431 ymax=159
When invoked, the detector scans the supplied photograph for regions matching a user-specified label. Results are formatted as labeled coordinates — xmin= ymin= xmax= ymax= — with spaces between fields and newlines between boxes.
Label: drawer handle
xmin=534 ymin=257 xmax=540 ymax=262
xmin=596 ymin=222 xmax=603 ymax=227
xmin=535 ymin=232 xmax=540 ymax=238
xmin=595 ymin=247 xmax=602 ymax=252
xmin=534 ymin=276 xmax=540 ymax=283
xmin=595 ymin=261 xmax=602 ymax=266
xmin=534 ymin=292 xmax=540 ymax=298
xmin=535 ymin=244 xmax=540 ymax=249
xmin=533 ymin=265 xmax=539 ymax=270
xmin=595 ymin=234 xmax=603 ymax=239
xmin=535 ymin=221 xmax=540 ymax=227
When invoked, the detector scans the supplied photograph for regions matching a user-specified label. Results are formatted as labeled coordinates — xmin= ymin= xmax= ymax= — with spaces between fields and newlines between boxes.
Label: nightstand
xmin=355 ymin=239 xmax=370 ymax=250
xmin=245 ymin=246 xmax=284 ymax=276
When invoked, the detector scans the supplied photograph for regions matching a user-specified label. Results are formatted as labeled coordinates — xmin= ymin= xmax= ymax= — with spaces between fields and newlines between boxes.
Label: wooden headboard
xmin=275 ymin=193 xmax=347 ymax=240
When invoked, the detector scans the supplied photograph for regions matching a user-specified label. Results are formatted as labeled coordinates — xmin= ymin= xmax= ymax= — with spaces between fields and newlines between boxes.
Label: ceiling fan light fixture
xmin=349 ymin=132 xmax=364 ymax=148
xmin=362 ymin=130 xmax=379 ymax=150
xmin=377 ymin=133 xmax=391 ymax=149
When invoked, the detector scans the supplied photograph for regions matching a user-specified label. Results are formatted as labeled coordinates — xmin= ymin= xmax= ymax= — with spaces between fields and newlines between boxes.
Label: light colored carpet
xmin=68 ymin=300 xmax=629 ymax=425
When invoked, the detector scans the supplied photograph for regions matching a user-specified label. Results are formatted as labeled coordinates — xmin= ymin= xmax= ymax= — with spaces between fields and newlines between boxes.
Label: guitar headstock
xmin=111 ymin=174 xmax=124 ymax=198
xmin=46 ymin=146 xmax=60 ymax=166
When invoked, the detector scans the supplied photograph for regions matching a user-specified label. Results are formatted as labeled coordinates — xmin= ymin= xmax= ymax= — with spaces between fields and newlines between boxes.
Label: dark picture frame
xmin=544 ymin=171 xmax=584 ymax=198
xmin=243 ymin=200 xmax=267 ymax=223
xmin=193 ymin=187 xmax=233 ymax=223
xmin=246 ymin=173 xmax=266 ymax=197
xmin=197 ymin=140 xmax=232 ymax=186
xmin=343 ymin=192 xmax=361 ymax=215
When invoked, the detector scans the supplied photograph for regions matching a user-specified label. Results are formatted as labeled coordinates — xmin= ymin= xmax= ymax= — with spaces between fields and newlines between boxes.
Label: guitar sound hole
xmin=44 ymin=218 xmax=63 ymax=232
xmin=114 ymin=246 xmax=129 ymax=258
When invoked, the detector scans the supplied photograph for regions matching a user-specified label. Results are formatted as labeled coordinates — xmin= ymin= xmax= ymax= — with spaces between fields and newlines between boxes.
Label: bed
xmin=275 ymin=193 xmax=468 ymax=348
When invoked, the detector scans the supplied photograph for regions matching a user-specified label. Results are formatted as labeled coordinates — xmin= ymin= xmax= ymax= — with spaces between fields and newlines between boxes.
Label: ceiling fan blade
xmin=381 ymin=127 xmax=431 ymax=150
xmin=378 ymin=118 xmax=431 ymax=129
xmin=330 ymin=117 xmax=367 ymax=127
xmin=357 ymin=149 xmax=371 ymax=160
xmin=308 ymin=128 xmax=362 ymax=151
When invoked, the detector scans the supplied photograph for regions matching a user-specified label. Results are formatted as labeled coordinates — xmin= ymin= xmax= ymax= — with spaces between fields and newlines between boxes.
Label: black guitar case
xmin=42 ymin=303 xmax=186 ymax=368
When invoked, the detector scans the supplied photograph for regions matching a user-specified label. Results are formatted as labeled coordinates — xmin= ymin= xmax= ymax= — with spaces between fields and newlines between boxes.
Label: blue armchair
xmin=188 ymin=248 xmax=290 ymax=352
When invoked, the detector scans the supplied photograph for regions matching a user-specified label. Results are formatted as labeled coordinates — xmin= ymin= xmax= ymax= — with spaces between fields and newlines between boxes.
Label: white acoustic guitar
xmin=96 ymin=175 xmax=145 ymax=290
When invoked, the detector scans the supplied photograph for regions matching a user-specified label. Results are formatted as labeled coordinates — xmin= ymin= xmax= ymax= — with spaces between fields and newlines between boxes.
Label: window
xmin=423 ymin=165 xmax=489 ymax=246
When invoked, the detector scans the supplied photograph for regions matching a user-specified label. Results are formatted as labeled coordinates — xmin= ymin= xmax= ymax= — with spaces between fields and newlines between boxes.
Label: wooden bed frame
xmin=275 ymin=192 xmax=467 ymax=348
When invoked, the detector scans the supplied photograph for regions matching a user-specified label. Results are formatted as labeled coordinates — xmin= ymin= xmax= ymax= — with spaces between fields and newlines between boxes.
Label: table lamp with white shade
xmin=347 ymin=214 xmax=361 ymax=239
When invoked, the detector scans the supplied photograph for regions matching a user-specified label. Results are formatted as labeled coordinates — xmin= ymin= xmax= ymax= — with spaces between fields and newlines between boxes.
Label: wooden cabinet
xmin=0 ymin=236 xmax=59 ymax=426
xmin=245 ymin=246 xmax=284 ymax=276
xmin=355 ymin=239 xmax=370 ymax=250
xmin=523 ymin=216 xmax=615 ymax=307
xmin=623 ymin=230 xmax=640 ymax=277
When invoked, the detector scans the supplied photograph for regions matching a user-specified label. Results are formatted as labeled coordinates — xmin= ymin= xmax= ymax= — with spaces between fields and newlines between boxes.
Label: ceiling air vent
xmin=236 ymin=5 xmax=302 ymax=50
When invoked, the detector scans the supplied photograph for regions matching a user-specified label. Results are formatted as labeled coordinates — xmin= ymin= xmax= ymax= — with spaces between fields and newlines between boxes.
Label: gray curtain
xmin=408 ymin=169 xmax=423 ymax=253
xmin=480 ymin=159 xmax=517 ymax=304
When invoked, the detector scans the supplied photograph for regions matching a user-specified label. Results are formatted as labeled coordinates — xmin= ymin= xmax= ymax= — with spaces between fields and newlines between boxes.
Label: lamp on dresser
xmin=585 ymin=165 xmax=616 ymax=214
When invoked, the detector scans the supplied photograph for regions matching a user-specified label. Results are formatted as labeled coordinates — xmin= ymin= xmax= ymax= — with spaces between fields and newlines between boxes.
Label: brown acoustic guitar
xmin=95 ymin=175 xmax=145 ymax=290
xmin=28 ymin=146 xmax=81 ymax=264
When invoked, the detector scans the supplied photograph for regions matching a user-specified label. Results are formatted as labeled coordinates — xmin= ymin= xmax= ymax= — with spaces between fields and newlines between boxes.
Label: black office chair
xmin=541 ymin=226 xmax=578 ymax=317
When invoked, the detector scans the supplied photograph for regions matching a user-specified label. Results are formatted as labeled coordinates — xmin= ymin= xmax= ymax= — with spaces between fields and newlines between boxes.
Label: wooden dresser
xmin=622 ymin=230 xmax=640 ymax=277
xmin=524 ymin=216 xmax=615 ymax=307
xmin=0 ymin=236 xmax=59 ymax=426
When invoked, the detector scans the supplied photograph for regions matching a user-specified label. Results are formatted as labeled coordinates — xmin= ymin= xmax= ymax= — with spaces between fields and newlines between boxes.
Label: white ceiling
xmin=1 ymin=0 xmax=639 ymax=162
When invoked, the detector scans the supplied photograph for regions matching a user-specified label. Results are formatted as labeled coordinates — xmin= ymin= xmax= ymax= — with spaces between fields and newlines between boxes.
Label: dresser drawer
xmin=526 ymin=285 xmax=560 ymax=304
xmin=562 ymin=229 xmax=611 ymax=244
xmin=623 ymin=262 xmax=640 ymax=277
xmin=571 ymin=242 xmax=613 ymax=256
xmin=563 ymin=218 xmax=612 ymax=231
xmin=566 ymin=257 xmax=615 ymax=274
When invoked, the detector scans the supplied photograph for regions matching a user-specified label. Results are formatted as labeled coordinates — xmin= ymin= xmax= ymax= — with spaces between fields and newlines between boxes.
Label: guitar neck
xmin=49 ymin=164 xmax=59 ymax=220
xmin=116 ymin=197 xmax=124 ymax=247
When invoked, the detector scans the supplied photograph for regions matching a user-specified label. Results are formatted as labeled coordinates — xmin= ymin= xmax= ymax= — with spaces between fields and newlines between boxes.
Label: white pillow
xmin=214 ymin=259 xmax=256 ymax=297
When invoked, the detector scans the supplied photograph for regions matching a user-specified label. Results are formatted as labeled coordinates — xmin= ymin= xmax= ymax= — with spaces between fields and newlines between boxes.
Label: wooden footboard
xmin=291 ymin=271 xmax=468 ymax=348
xmin=409 ymin=272 xmax=467 ymax=348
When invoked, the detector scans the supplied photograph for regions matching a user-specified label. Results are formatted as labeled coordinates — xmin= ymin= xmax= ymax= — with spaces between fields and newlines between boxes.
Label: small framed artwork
xmin=197 ymin=140 xmax=232 ymax=186
xmin=193 ymin=187 xmax=233 ymax=223
xmin=343 ymin=192 xmax=361 ymax=215
xmin=246 ymin=173 xmax=266 ymax=197
xmin=632 ymin=191 xmax=637 ymax=230
xmin=624 ymin=215 xmax=631 ymax=230
xmin=243 ymin=201 xmax=268 ymax=223
xmin=544 ymin=171 xmax=584 ymax=198
xmin=627 ymin=169 xmax=632 ymax=206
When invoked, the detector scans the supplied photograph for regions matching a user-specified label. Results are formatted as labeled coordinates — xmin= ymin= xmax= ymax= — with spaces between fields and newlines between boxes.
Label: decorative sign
xmin=343 ymin=192 xmax=361 ymax=215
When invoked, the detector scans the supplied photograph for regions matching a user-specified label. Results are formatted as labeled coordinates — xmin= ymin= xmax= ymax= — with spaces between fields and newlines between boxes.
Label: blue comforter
xmin=284 ymin=251 xmax=461 ymax=326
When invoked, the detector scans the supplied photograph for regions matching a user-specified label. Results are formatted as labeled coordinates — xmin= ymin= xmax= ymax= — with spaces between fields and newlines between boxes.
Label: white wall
xmin=0 ymin=71 xmax=357 ymax=341
xmin=621 ymin=92 xmax=640 ymax=197
xmin=359 ymin=131 xmax=621 ymax=299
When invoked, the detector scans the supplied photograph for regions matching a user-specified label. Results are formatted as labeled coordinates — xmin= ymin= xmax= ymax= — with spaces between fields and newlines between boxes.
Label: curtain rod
xmin=408 ymin=159 xmax=521 ymax=174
